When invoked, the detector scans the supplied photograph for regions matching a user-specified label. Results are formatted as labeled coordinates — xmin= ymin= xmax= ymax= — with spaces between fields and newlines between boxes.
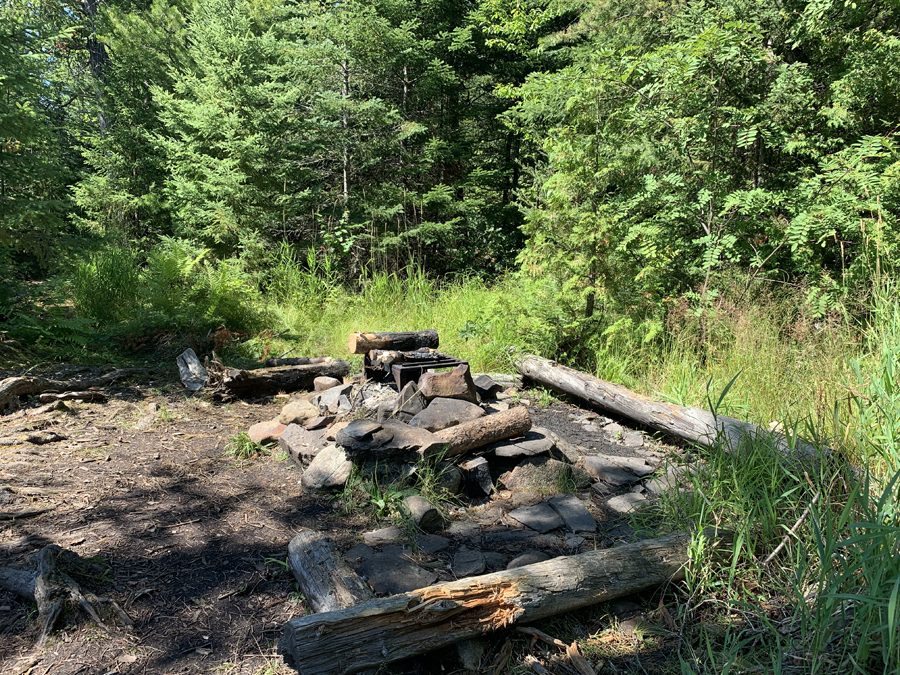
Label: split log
xmin=348 ymin=330 xmax=439 ymax=355
xmin=516 ymin=354 xmax=819 ymax=459
xmin=266 ymin=357 xmax=333 ymax=368
xmin=221 ymin=360 xmax=351 ymax=395
xmin=287 ymin=530 xmax=374 ymax=614
xmin=280 ymin=528 xmax=731 ymax=675
xmin=436 ymin=406 xmax=531 ymax=457
xmin=0 ymin=368 xmax=145 ymax=410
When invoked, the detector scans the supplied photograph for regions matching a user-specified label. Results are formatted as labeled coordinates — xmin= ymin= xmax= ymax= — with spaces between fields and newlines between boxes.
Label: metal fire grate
xmin=364 ymin=349 xmax=468 ymax=390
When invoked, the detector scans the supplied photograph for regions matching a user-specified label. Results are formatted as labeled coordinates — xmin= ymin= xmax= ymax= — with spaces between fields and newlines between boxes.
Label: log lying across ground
xmin=287 ymin=530 xmax=374 ymax=614
xmin=436 ymin=405 xmax=531 ymax=458
xmin=0 ymin=368 xmax=145 ymax=409
xmin=265 ymin=357 xmax=333 ymax=368
xmin=348 ymin=330 xmax=439 ymax=355
xmin=516 ymin=354 xmax=820 ymax=459
xmin=221 ymin=360 xmax=351 ymax=394
xmin=280 ymin=529 xmax=730 ymax=675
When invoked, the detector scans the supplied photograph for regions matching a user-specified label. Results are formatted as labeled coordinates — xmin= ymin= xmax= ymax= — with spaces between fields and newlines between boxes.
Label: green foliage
xmin=224 ymin=431 xmax=267 ymax=460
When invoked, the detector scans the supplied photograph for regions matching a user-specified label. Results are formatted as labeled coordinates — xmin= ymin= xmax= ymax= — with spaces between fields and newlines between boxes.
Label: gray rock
xmin=344 ymin=544 xmax=374 ymax=563
xmin=416 ymin=533 xmax=450 ymax=554
xmin=313 ymin=383 xmax=354 ymax=413
xmin=483 ymin=552 xmax=508 ymax=570
xmin=507 ymin=550 xmax=550 ymax=569
xmin=483 ymin=529 xmax=537 ymax=546
xmin=404 ymin=495 xmax=444 ymax=533
xmin=499 ymin=457 xmax=591 ymax=494
xmin=623 ymin=431 xmax=644 ymax=448
xmin=357 ymin=554 xmax=437 ymax=595
xmin=363 ymin=525 xmax=404 ymax=546
xmin=457 ymin=638 xmax=488 ymax=672
xmin=492 ymin=427 xmax=555 ymax=458
xmin=409 ymin=397 xmax=485 ymax=432
xmin=473 ymin=374 xmax=503 ymax=400
xmin=459 ymin=456 xmax=493 ymax=499
xmin=279 ymin=423 xmax=328 ymax=467
xmin=481 ymin=402 xmax=510 ymax=414
xmin=564 ymin=534 xmax=586 ymax=549
xmin=580 ymin=454 xmax=658 ymax=482
xmin=379 ymin=420 xmax=447 ymax=459
xmin=510 ymin=491 xmax=542 ymax=508
xmin=445 ymin=520 xmax=481 ymax=538
xmin=418 ymin=364 xmax=478 ymax=403
xmin=435 ymin=464 xmax=463 ymax=495
xmin=453 ymin=549 xmax=486 ymax=577
xmin=314 ymin=376 xmax=342 ymax=392
xmin=337 ymin=419 xmax=445 ymax=460
xmin=606 ymin=492 xmax=649 ymax=515
xmin=394 ymin=381 xmax=426 ymax=417
xmin=605 ymin=422 xmax=625 ymax=437
xmin=548 ymin=494 xmax=597 ymax=533
xmin=279 ymin=399 xmax=319 ymax=426
xmin=381 ymin=545 xmax=412 ymax=557
xmin=304 ymin=415 xmax=335 ymax=430
xmin=507 ymin=503 xmax=564 ymax=533
xmin=300 ymin=444 xmax=352 ymax=491
xmin=477 ymin=373 xmax=523 ymax=390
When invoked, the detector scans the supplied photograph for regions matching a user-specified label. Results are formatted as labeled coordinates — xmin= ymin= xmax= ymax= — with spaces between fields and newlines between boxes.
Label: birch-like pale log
xmin=516 ymin=354 xmax=819 ymax=458
xmin=280 ymin=529 xmax=730 ymax=675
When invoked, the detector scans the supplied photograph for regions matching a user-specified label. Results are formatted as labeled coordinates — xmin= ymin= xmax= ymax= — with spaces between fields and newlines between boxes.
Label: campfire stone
xmin=483 ymin=529 xmax=536 ymax=546
xmin=404 ymin=495 xmax=444 ymax=533
xmin=279 ymin=424 xmax=327 ymax=466
xmin=377 ymin=421 xmax=447 ymax=459
xmin=605 ymin=492 xmax=649 ymax=515
xmin=507 ymin=503 xmax=564 ymax=533
xmin=418 ymin=364 xmax=478 ymax=403
xmin=314 ymin=376 xmax=342 ymax=392
xmin=457 ymin=639 xmax=488 ymax=672
xmin=445 ymin=521 xmax=481 ymax=538
xmin=459 ymin=456 xmax=493 ymax=499
xmin=492 ymin=427 xmax=555 ymax=458
xmin=623 ymin=431 xmax=644 ymax=448
xmin=435 ymin=464 xmax=463 ymax=495
xmin=336 ymin=420 xmax=393 ymax=450
xmin=416 ymin=534 xmax=450 ymax=554
xmin=300 ymin=444 xmax=352 ymax=491
xmin=483 ymin=552 xmax=508 ymax=570
xmin=604 ymin=422 xmax=625 ymax=438
xmin=507 ymin=550 xmax=550 ymax=569
xmin=248 ymin=419 xmax=286 ymax=445
xmin=357 ymin=554 xmax=437 ymax=595
xmin=548 ymin=494 xmax=596 ymax=534
xmin=312 ymin=383 xmax=354 ymax=414
xmin=482 ymin=401 xmax=510 ymax=414
xmin=499 ymin=457 xmax=591 ymax=493
xmin=394 ymin=381 xmax=426 ymax=417
xmin=581 ymin=454 xmax=658 ymax=479
xmin=409 ymin=397 xmax=485 ymax=432
xmin=453 ymin=549 xmax=486 ymax=577
xmin=363 ymin=525 xmax=404 ymax=546
xmin=344 ymin=544 xmax=374 ymax=564
xmin=278 ymin=399 xmax=319 ymax=426
xmin=473 ymin=374 xmax=503 ymax=400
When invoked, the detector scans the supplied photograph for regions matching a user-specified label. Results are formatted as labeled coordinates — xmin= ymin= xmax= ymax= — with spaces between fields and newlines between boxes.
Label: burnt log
xmin=348 ymin=330 xmax=439 ymax=355
xmin=221 ymin=360 xmax=351 ymax=395
xmin=266 ymin=357 xmax=333 ymax=368
xmin=279 ymin=529 xmax=731 ymax=675
xmin=516 ymin=354 xmax=820 ymax=459
xmin=436 ymin=406 xmax=531 ymax=458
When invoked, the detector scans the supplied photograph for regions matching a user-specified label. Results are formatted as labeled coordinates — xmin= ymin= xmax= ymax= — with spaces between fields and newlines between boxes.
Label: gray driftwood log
xmin=516 ymin=354 xmax=819 ymax=458
xmin=0 ymin=368 xmax=145 ymax=409
xmin=280 ymin=529 xmax=730 ymax=674
xmin=348 ymin=330 xmax=439 ymax=355
xmin=221 ymin=360 xmax=350 ymax=395
xmin=436 ymin=405 xmax=531 ymax=457
xmin=287 ymin=530 xmax=374 ymax=614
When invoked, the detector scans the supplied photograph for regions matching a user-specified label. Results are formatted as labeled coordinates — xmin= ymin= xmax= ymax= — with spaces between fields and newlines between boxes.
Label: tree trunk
xmin=0 ymin=368 xmax=145 ymax=409
xmin=287 ymin=530 xmax=374 ymax=614
xmin=436 ymin=405 xmax=531 ymax=457
xmin=515 ymin=354 xmax=819 ymax=459
xmin=348 ymin=330 xmax=439 ymax=354
xmin=279 ymin=529 xmax=730 ymax=675
xmin=221 ymin=360 xmax=351 ymax=395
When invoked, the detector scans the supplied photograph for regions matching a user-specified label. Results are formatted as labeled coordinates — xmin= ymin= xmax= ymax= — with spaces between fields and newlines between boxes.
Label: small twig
xmin=275 ymin=347 xmax=296 ymax=360
xmin=0 ymin=507 xmax=55 ymax=521
xmin=517 ymin=626 xmax=568 ymax=649
xmin=763 ymin=491 xmax=821 ymax=566
xmin=524 ymin=655 xmax=551 ymax=675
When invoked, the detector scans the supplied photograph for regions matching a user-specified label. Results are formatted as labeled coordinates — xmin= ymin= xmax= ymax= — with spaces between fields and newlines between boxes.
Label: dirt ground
xmin=0 ymin=369 xmax=677 ymax=675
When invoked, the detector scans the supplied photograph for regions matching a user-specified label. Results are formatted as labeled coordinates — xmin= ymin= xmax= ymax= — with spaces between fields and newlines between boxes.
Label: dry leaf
xmin=566 ymin=641 xmax=596 ymax=675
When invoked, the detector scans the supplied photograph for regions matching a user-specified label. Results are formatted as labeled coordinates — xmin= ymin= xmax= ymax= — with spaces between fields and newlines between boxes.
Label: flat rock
xmin=248 ymin=419 xmax=285 ymax=444
xmin=483 ymin=552 xmax=508 ymax=570
xmin=499 ymin=457 xmax=591 ymax=494
xmin=445 ymin=521 xmax=481 ymax=538
xmin=418 ymin=364 xmax=477 ymax=403
xmin=279 ymin=424 xmax=328 ymax=466
xmin=623 ymin=431 xmax=644 ymax=447
xmin=279 ymin=399 xmax=319 ymax=426
xmin=580 ymin=454 xmax=658 ymax=481
xmin=357 ymin=554 xmax=437 ymax=595
xmin=300 ymin=444 xmax=352 ymax=491
xmin=453 ymin=549 xmax=486 ymax=577
xmin=379 ymin=420 xmax=447 ymax=459
xmin=604 ymin=422 xmax=625 ymax=437
xmin=473 ymin=374 xmax=503 ymax=400
xmin=313 ymin=383 xmax=354 ymax=413
xmin=606 ymin=492 xmax=649 ymax=515
xmin=344 ymin=544 xmax=374 ymax=563
xmin=416 ymin=533 xmax=450 ymax=554
xmin=507 ymin=550 xmax=550 ymax=569
xmin=409 ymin=397 xmax=485 ymax=432
xmin=435 ymin=464 xmax=463 ymax=495
xmin=457 ymin=638 xmax=488 ymax=672
xmin=394 ymin=381 xmax=426 ymax=417
xmin=363 ymin=525 xmax=404 ymax=546
xmin=479 ymin=373 xmax=522 ymax=390
xmin=482 ymin=529 xmax=537 ymax=546
xmin=548 ymin=494 xmax=596 ymax=533
xmin=492 ymin=427 xmax=555 ymax=458
xmin=482 ymin=401 xmax=510 ymax=414
xmin=314 ymin=376 xmax=342 ymax=392
xmin=507 ymin=503 xmax=564 ymax=533
xmin=459 ymin=456 xmax=493 ymax=499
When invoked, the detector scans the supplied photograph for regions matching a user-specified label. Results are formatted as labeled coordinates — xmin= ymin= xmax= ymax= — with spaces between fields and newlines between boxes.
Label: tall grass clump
xmin=72 ymin=244 xmax=142 ymax=323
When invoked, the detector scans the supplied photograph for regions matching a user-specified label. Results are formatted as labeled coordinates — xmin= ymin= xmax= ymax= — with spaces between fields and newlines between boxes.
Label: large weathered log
xmin=436 ymin=405 xmax=531 ymax=457
xmin=280 ymin=529 xmax=730 ymax=675
xmin=287 ymin=530 xmax=374 ymax=614
xmin=0 ymin=368 xmax=145 ymax=410
xmin=516 ymin=354 xmax=819 ymax=459
xmin=266 ymin=357 xmax=333 ymax=368
xmin=222 ymin=360 xmax=351 ymax=395
xmin=348 ymin=330 xmax=439 ymax=355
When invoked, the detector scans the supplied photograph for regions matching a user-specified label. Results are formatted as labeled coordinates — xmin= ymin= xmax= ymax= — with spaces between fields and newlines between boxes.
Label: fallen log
xmin=436 ymin=405 xmax=531 ymax=457
xmin=516 ymin=354 xmax=819 ymax=459
xmin=221 ymin=360 xmax=351 ymax=395
xmin=280 ymin=528 xmax=730 ymax=675
xmin=0 ymin=368 xmax=145 ymax=410
xmin=348 ymin=330 xmax=439 ymax=355
xmin=266 ymin=357 xmax=333 ymax=368
xmin=287 ymin=530 xmax=374 ymax=614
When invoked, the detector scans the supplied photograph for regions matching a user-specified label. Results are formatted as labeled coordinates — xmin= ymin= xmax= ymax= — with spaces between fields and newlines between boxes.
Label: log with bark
xmin=516 ymin=354 xmax=820 ymax=459
xmin=436 ymin=405 xmax=531 ymax=457
xmin=220 ymin=360 xmax=351 ymax=395
xmin=280 ymin=528 xmax=730 ymax=675
xmin=0 ymin=368 xmax=145 ymax=410
xmin=265 ymin=357 xmax=333 ymax=368
xmin=0 ymin=545 xmax=133 ymax=646
xmin=286 ymin=530 xmax=374 ymax=614
xmin=348 ymin=330 xmax=439 ymax=355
